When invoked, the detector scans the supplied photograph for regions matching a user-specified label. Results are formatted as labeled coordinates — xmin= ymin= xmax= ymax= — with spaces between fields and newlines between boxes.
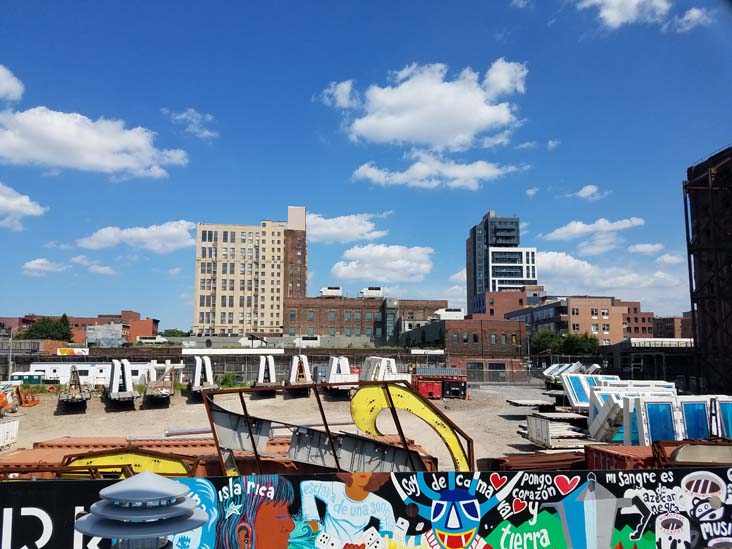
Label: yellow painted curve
xmin=350 ymin=384 xmax=470 ymax=471
xmin=65 ymin=451 xmax=190 ymax=477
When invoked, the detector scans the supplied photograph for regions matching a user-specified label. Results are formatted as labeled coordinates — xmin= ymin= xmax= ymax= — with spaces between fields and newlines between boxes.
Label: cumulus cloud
xmin=161 ymin=107 xmax=218 ymax=139
xmin=544 ymin=217 xmax=645 ymax=240
xmin=577 ymin=0 xmax=671 ymax=29
xmin=516 ymin=141 xmax=537 ymax=150
xmin=482 ymin=129 xmax=513 ymax=149
xmin=511 ymin=0 xmax=531 ymax=7
xmin=77 ymin=220 xmax=196 ymax=254
xmin=526 ymin=186 xmax=539 ymax=198
xmin=332 ymin=243 xmax=433 ymax=283
xmin=321 ymin=80 xmax=360 ymax=109
xmin=0 ymin=65 xmax=23 ymax=101
xmin=353 ymin=151 xmax=520 ymax=191
xmin=664 ymin=7 xmax=712 ymax=32
xmin=449 ymin=268 xmax=466 ymax=284
xmin=539 ymin=250 xmax=688 ymax=314
xmin=325 ymin=58 xmax=528 ymax=150
xmin=571 ymin=184 xmax=610 ymax=201
xmin=44 ymin=241 xmax=72 ymax=250
xmin=628 ymin=243 xmax=664 ymax=255
xmin=0 ymin=181 xmax=47 ymax=231
xmin=0 ymin=107 xmax=187 ymax=178
xmin=307 ymin=211 xmax=389 ymax=244
xmin=22 ymin=257 xmax=69 ymax=277
xmin=656 ymin=253 xmax=685 ymax=265
xmin=547 ymin=138 xmax=560 ymax=151
xmin=70 ymin=255 xmax=116 ymax=275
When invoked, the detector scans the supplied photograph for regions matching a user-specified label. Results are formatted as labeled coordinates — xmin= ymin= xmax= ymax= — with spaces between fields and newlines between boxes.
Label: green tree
xmin=530 ymin=330 xmax=563 ymax=354
xmin=561 ymin=333 xmax=599 ymax=355
xmin=160 ymin=329 xmax=190 ymax=337
xmin=16 ymin=316 xmax=73 ymax=341
xmin=58 ymin=314 xmax=73 ymax=342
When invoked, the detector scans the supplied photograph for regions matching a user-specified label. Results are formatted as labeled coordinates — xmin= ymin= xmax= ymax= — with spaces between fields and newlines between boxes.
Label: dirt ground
xmin=6 ymin=383 xmax=547 ymax=470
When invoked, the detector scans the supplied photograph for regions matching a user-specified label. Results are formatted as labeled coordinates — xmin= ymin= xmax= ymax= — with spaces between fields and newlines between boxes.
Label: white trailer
xmin=105 ymin=359 xmax=140 ymax=405
xmin=359 ymin=357 xmax=412 ymax=383
xmin=189 ymin=356 xmax=219 ymax=396
xmin=25 ymin=361 xmax=163 ymax=386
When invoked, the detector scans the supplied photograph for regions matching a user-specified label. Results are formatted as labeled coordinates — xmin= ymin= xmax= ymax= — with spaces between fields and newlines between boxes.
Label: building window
xmin=289 ymin=311 xmax=296 ymax=321
xmin=223 ymin=231 xmax=228 ymax=243
xmin=308 ymin=327 xmax=314 ymax=337
xmin=602 ymin=324 xmax=610 ymax=333
xmin=602 ymin=309 xmax=609 ymax=318
xmin=590 ymin=308 xmax=598 ymax=318
xmin=328 ymin=311 xmax=336 ymax=321
xmin=571 ymin=308 xmax=579 ymax=315
xmin=472 ymin=333 xmax=479 ymax=343
xmin=463 ymin=332 xmax=468 ymax=343
xmin=307 ymin=310 xmax=314 ymax=321
xmin=355 ymin=327 xmax=362 ymax=336
xmin=452 ymin=333 xmax=459 ymax=344
xmin=501 ymin=334 xmax=507 ymax=345
xmin=511 ymin=334 xmax=517 ymax=344
xmin=376 ymin=327 xmax=382 ymax=337
xmin=345 ymin=311 xmax=351 ymax=321
xmin=490 ymin=309 xmax=495 ymax=317
xmin=491 ymin=334 xmax=497 ymax=345
xmin=345 ymin=328 xmax=352 ymax=337
xmin=592 ymin=324 xmax=599 ymax=333
xmin=407 ymin=312 xmax=414 ymax=320
xmin=366 ymin=312 xmax=372 ymax=321
xmin=489 ymin=298 xmax=494 ymax=305
xmin=572 ymin=323 xmax=580 ymax=331
xmin=329 ymin=327 xmax=335 ymax=337
xmin=289 ymin=327 xmax=296 ymax=336
xmin=366 ymin=328 xmax=373 ymax=337
xmin=603 ymin=339 xmax=610 ymax=346
xmin=376 ymin=312 xmax=382 ymax=322
xmin=355 ymin=311 xmax=362 ymax=321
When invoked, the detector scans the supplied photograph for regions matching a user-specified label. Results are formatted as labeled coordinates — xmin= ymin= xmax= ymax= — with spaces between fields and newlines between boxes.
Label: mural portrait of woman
xmin=300 ymin=472 xmax=396 ymax=543
xmin=216 ymin=475 xmax=295 ymax=549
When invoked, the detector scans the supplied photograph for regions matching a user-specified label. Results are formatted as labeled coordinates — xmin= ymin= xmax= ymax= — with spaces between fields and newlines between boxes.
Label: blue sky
xmin=1 ymin=0 xmax=730 ymax=329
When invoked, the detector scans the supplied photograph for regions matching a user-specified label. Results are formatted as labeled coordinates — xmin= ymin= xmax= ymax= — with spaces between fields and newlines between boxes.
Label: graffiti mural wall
xmin=3 ymin=469 xmax=732 ymax=548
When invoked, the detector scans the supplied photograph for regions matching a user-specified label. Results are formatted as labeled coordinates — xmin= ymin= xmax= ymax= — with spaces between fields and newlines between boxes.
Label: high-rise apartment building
xmin=192 ymin=206 xmax=306 ymax=337
xmin=466 ymin=211 xmax=537 ymax=314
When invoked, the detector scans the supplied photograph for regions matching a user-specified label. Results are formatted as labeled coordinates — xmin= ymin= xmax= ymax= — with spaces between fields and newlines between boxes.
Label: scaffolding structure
xmin=684 ymin=146 xmax=732 ymax=393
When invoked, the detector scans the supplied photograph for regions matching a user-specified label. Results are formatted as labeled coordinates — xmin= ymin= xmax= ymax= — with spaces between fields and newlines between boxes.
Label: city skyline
xmin=1 ymin=2 xmax=730 ymax=328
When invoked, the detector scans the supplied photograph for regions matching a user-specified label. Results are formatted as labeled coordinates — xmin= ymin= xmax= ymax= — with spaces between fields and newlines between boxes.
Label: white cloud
xmin=628 ymin=243 xmax=664 ymax=255
xmin=664 ymin=7 xmax=712 ymax=32
xmin=516 ymin=141 xmax=537 ymax=149
xmin=526 ymin=186 xmax=539 ymax=198
xmin=321 ymin=80 xmax=360 ymax=109
xmin=547 ymin=138 xmax=560 ymax=151
xmin=449 ymin=268 xmax=466 ymax=284
xmin=44 ymin=241 xmax=72 ymax=250
xmin=482 ymin=58 xmax=528 ymax=101
xmin=70 ymin=255 xmax=116 ymax=276
xmin=538 ymin=250 xmax=688 ymax=314
xmin=22 ymin=258 xmax=69 ymax=277
xmin=577 ymin=0 xmax=671 ymax=29
xmin=571 ymin=184 xmax=610 ymax=201
xmin=307 ymin=212 xmax=389 ymax=244
xmin=0 ymin=65 xmax=23 ymax=101
xmin=168 ymin=267 xmax=182 ymax=276
xmin=656 ymin=253 xmax=685 ymax=265
xmin=511 ymin=0 xmax=531 ymax=7
xmin=332 ymin=244 xmax=433 ymax=283
xmin=544 ymin=217 xmax=645 ymax=240
xmin=446 ymin=284 xmax=467 ymax=312
xmin=0 ymin=181 xmax=47 ymax=231
xmin=161 ymin=107 xmax=218 ymax=140
xmin=520 ymin=221 xmax=530 ymax=236
xmin=328 ymin=59 xmax=527 ymax=150
xmin=77 ymin=220 xmax=196 ymax=254
xmin=0 ymin=106 xmax=187 ymax=178
xmin=481 ymin=129 xmax=513 ymax=149
xmin=353 ymin=151 xmax=520 ymax=191
xmin=576 ymin=232 xmax=624 ymax=256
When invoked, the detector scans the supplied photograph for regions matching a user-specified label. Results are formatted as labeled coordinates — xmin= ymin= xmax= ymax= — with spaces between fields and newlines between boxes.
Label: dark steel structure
xmin=684 ymin=146 xmax=732 ymax=393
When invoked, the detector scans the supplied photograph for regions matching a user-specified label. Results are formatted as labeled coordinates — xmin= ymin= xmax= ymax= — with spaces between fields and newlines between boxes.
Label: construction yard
xmin=6 ymin=383 xmax=547 ymax=469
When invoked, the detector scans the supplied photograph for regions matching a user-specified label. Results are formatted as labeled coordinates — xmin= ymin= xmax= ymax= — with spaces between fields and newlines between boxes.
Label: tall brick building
xmin=193 ymin=206 xmax=306 ymax=337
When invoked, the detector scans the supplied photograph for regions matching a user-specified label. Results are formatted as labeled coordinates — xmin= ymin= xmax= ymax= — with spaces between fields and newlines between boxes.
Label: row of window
xmin=197 ymin=312 xmax=281 ymax=326
xmin=201 ymin=230 xmax=283 ymax=243
xmin=451 ymin=332 xmax=518 ymax=345
xmin=286 ymin=327 xmax=382 ymax=337
xmin=571 ymin=307 xmax=610 ymax=318
xmin=288 ymin=310 xmax=383 ymax=322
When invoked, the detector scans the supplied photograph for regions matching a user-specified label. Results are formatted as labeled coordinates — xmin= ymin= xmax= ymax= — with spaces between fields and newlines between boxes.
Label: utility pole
xmin=8 ymin=326 xmax=16 ymax=378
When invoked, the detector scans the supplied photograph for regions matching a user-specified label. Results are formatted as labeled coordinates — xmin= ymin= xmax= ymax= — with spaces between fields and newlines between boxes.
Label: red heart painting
xmin=512 ymin=499 xmax=528 ymax=514
xmin=555 ymin=475 xmax=581 ymax=495
xmin=489 ymin=473 xmax=507 ymax=490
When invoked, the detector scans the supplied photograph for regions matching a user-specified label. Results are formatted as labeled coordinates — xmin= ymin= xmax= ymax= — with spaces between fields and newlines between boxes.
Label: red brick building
xmin=654 ymin=316 xmax=692 ymax=338
xmin=615 ymin=300 xmax=655 ymax=337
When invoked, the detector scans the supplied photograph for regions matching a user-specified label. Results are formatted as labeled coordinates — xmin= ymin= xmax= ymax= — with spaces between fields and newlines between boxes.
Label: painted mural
xmin=3 ymin=469 xmax=732 ymax=548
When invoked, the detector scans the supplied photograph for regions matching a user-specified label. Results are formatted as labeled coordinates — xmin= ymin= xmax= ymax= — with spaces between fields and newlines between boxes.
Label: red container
xmin=585 ymin=445 xmax=656 ymax=470
xmin=416 ymin=380 xmax=443 ymax=400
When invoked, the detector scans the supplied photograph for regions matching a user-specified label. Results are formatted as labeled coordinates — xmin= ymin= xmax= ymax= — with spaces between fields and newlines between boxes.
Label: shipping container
xmin=0 ymin=418 xmax=19 ymax=450
xmin=10 ymin=373 xmax=42 ymax=385
xmin=416 ymin=380 xmax=442 ymax=400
